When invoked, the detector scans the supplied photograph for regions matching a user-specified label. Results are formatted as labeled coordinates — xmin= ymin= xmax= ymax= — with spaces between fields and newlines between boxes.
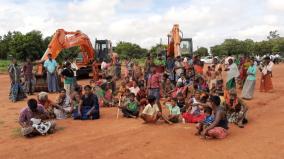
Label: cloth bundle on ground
xmin=31 ymin=118 xmax=52 ymax=135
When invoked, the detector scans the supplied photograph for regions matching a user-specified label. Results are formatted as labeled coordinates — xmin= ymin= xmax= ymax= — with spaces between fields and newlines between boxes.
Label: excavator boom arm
xmin=41 ymin=29 xmax=95 ymax=63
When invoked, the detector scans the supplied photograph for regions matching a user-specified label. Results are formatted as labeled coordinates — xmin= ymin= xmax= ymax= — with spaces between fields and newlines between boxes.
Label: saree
xmin=260 ymin=74 xmax=273 ymax=92
xmin=8 ymin=64 xmax=26 ymax=102
xmin=9 ymin=83 xmax=26 ymax=102
xmin=226 ymin=63 xmax=239 ymax=90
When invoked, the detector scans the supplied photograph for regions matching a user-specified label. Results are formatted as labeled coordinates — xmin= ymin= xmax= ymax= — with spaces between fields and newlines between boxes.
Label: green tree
xmin=150 ymin=44 xmax=167 ymax=57
xmin=0 ymin=31 xmax=13 ymax=59
xmin=267 ymin=30 xmax=280 ymax=40
xmin=114 ymin=41 xmax=148 ymax=59
xmin=194 ymin=47 xmax=208 ymax=56
xmin=253 ymin=40 xmax=273 ymax=55
xmin=211 ymin=44 xmax=226 ymax=57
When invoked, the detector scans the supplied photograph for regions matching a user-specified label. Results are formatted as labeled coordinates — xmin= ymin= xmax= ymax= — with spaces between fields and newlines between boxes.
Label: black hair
xmin=163 ymin=73 xmax=169 ymax=79
xmin=200 ymin=95 xmax=209 ymax=103
xmin=84 ymin=85 xmax=92 ymax=90
xmin=210 ymin=95 xmax=221 ymax=106
xmin=106 ymin=76 xmax=112 ymax=80
xmin=129 ymin=93 xmax=136 ymax=97
xmin=74 ymin=85 xmax=82 ymax=92
xmin=27 ymin=98 xmax=38 ymax=112
xmin=65 ymin=61 xmax=71 ymax=66
xmin=60 ymin=88 xmax=66 ymax=93
xmin=204 ymin=106 xmax=212 ymax=115
xmin=147 ymin=95 xmax=156 ymax=104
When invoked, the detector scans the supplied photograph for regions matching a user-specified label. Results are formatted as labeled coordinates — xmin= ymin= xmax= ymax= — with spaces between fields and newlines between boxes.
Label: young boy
xmin=141 ymin=95 xmax=172 ymax=124
xmin=195 ymin=106 xmax=214 ymax=136
xmin=119 ymin=93 xmax=139 ymax=118
xmin=165 ymin=99 xmax=181 ymax=123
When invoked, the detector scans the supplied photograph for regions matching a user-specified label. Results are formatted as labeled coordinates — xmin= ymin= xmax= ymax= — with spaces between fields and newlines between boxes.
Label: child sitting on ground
xmin=195 ymin=106 xmax=214 ymax=136
xmin=136 ymin=84 xmax=147 ymax=112
xmin=176 ymin=92 xmax=187 ymax=113
xmin=117 ymin=81 xmax=127 ymax=98
xmin=119 ymin=93 xmax=139 ymax=118
xmin=140 ymin=95 xmax=172 ymax=124
xmin=103 ymin=84 xmax=114 ymax=107
xmin=165 ymin=99 xmax=181 ymax=123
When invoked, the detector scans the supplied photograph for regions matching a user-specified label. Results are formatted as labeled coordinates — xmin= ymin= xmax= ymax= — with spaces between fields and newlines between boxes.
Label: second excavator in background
xmin=167 ymin=24 xmax=193 ymax=58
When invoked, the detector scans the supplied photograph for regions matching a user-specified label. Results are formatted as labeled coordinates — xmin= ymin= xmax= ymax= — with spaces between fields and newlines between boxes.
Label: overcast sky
xmin=0 ymin=0 xmax=283 ymax=50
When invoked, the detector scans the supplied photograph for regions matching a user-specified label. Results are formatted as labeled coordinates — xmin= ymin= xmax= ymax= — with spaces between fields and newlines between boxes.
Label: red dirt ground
xmin=0 ymin=65 xmax=284 ymax=159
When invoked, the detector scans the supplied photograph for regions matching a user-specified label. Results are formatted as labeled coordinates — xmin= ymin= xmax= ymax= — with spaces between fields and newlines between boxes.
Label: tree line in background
xmin=0 ymin=30 xmax=80 ymax=62
xmin=210 ymin=30 xmax=284 ymax=57
xmin=0 ymin=30 xmax=283 ymax=62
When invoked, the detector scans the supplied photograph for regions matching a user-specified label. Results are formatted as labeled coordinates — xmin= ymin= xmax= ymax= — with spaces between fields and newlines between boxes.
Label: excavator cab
xmin=180 ymin=38 xmax=193 ymax=57
xmin=95 ymin=40 xmax=112 ymax=62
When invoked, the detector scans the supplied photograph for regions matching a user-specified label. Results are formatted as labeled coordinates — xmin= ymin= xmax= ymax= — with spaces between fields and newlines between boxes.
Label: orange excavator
xmin=35 ymin=29 xmax=115 ymax=91
xmin=167 ymin=24 xmax=193 ymax=58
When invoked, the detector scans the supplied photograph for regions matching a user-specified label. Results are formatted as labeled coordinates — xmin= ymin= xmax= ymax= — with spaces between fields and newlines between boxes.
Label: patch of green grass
xmin=0 ymin=59 xmax=10 ymax=73
xmin=11 ymin=127 xmax=21 ymax=138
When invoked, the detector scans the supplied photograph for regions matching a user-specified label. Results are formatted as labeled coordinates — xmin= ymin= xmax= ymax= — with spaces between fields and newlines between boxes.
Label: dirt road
xmin=0 ymin=65 xmax=284 ymax=159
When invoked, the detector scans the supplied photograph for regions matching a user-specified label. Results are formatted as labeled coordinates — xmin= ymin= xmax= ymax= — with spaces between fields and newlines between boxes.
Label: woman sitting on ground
xmin=200 ymin=96 xmax=229 ymax=139
xmin=169 ymin=82 xmax=188 ymax=99
xmin=225 ymin=89 xmax=248 ymax=128
xmin=162 ymin=78 xmax=175 ymax=98
xmin=182 ymin=91 xmax=206 ymax=123
xmin=54 ymin=89 xmax=72 ymax=119
xmin=73 ymin=85 xmax=100 ymax=120
xmin=129 ymin=81 xmax=140 ymax=96
xmin=37 ymin=92 xmax=62 ymax=119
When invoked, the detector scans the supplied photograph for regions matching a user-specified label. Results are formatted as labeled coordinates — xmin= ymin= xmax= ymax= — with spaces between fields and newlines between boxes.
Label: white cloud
xmin=0 ymin=0 xmax=283 ymax=51
xmin=267 ymin=0 xmax=284 ymax=12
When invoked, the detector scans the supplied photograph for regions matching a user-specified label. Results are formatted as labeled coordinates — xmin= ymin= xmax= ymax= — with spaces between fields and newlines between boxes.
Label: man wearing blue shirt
xmin=44 ymin=53 xmax=58 ymax=92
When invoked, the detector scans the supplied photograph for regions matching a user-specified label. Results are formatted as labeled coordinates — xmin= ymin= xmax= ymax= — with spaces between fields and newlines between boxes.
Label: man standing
xmin=44 ymin=53 xmax=58 ymax=93
xmin=147 ymin=66 xmax=162 ymax=112
xmin=22 ymin=58 xmax=34 ymax=95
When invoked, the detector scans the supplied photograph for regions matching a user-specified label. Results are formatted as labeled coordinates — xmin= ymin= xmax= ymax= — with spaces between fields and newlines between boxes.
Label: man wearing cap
xmin=44 ymin=53 xmax=58 ymax=93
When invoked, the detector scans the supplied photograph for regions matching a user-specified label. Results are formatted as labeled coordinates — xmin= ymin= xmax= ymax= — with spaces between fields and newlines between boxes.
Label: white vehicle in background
xmin=201 ymin=56 xmax=214 ymax=64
